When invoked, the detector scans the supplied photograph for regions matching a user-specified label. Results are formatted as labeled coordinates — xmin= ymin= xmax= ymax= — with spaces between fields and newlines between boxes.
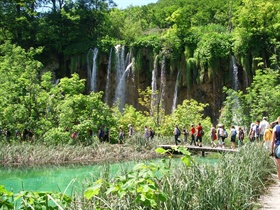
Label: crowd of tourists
xmin=0 ymin=128 xmax=34 ymax=142
xmin=171 ymin=117 xmax=279 ymax=150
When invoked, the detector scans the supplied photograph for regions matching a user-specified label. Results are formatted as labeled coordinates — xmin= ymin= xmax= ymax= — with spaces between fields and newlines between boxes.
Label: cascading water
xmin=105 ymin=48 xmax=112 ymax=104
xmin=115 ymin=45 xmax=125 ymax=84
xmin=172 ymin=71 xmax=180 ymax=113
xmin=231 ymin=55 xmax=239 ymax=91
xmin=115 ymin=63 xmax=133 ymax=110
xmin=151 ymin=55 xmax=158 ymax=112
xmin=114 ymin=45 xmax=132 ymax=111
xmin=87 ymin=48 xmax=98 ymax=92
xmin=231 ymin=55 xmax=241 ymax=125
xmin=151 ymin=55 xmax=158 ymax=96
xmin=159 ymin=56 xmax=166 ymax=109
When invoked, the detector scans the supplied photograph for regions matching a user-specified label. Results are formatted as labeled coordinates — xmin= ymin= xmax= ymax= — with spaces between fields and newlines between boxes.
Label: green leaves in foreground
xmin=0 ymin=185 xmax=72 ymax=209
xmin=0 ymin=185 xmax=13 ymax=209
xmin=155 ymin=145 xmax=193 ymax=166
xmin=84 ymin=146 xmax=193 ymax=209
xmin=84 ymin=163 xmax=167 ymax=209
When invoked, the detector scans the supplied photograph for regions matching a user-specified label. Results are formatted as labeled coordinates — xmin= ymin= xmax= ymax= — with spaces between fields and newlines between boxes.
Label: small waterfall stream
xmin=159 ymin=56 xmax=166 ymax=109
xmin=114 ymin=45 xmax=132 ymax=111
xmin=231 ymin=55 xmax=239 ymax=91
xmin=172 ymin=71 xmax=180 ymax=113
xmin=105 ymin=48 xmax=112 ymax=104
xmin=151 ymin=55 xmax=158 ymax=111
xmin=115 ymin=63 xmax=133 ymax=110
xmin=231 ymin=55 xmax=241 ymax=125
xmin=87 ymin=48 xmax=98 ymax=92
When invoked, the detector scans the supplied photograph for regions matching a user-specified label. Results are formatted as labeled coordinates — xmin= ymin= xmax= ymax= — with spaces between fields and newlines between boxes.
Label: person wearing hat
xmin=271 ymin=116 xmax=280 ymax=181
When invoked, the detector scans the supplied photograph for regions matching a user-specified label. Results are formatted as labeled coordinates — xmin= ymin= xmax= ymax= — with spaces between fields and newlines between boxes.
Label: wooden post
xmin=202 ymin=151 xmax=205 ymax=157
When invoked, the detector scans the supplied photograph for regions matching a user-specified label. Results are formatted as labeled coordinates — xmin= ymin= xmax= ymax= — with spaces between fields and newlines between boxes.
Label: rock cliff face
xmin=58 ymin=46 xmax=246 ymax=123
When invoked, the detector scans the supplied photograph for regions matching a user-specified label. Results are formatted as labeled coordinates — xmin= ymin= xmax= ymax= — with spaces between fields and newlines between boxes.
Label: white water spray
xmin=172 ymin=71 xmax=180 ymax=113
xmin=105 ymin=48 xmax=112 ymax=103
xmin=87 ymin=48 xmax=98 ymax=92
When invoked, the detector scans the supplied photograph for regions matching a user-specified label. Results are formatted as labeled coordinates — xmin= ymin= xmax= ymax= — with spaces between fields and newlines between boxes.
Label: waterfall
xmin=114 ymin=45 xmax=132 ymax=110
xmin=115 ymin=45 xmax=125 ymax=84
xmin=115 ymin=63 xmax=133 ymax=110
xmin=159 ymin=56 xmax=166 ymax=108
xmin=105 ymin=48 xmax=112 ymax=104
xmin=150 ymin=55 xmax=158 ymax=115
xmin=172 ymin=71 xmax=180 ymax=113
xmin=151 ymin=55 xmax=158 ymax=96
xmin=231 ymin=55 xmax=239 ymax=91
xmin=231 ymin=55 xmax=241 ymax=125
xmin=87 ymin=48 xmax=98 ymax=92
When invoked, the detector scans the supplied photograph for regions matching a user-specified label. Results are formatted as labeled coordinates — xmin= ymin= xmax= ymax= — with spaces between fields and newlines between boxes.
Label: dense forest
xmin=0 ymin=0 xmax=280 ymax=143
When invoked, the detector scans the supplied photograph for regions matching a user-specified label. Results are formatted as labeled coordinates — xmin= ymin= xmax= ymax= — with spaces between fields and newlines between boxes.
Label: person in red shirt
xmin=196 ymin=123 xmax=203 ymax=147
xmin=190 ymin=124 xmax=196 ymax=145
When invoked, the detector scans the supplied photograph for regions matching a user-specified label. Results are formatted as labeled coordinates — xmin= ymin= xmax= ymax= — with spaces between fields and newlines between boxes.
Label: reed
xmin=75 ymin=143 xmax=275 ymax=209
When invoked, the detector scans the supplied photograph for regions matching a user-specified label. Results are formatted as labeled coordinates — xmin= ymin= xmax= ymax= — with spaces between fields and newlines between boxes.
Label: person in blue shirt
xmin=271 ymin=116 xmax=280 ymax=182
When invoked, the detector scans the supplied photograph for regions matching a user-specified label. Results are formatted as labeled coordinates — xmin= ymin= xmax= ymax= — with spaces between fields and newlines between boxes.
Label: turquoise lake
xmin=0 ymin=156 xmax=218 ymax=194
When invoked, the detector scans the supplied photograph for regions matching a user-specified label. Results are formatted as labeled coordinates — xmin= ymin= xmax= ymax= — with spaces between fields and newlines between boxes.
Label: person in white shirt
xmin=259 ymin=117 xmax=270 ymax=141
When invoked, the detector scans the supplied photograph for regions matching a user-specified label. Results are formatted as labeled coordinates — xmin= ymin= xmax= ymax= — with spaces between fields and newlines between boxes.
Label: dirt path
xmin=258 ymin=179 xmax=280 ymax=210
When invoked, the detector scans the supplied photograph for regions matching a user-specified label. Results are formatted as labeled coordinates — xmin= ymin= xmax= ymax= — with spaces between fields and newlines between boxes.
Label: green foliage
xmin=245 ymin=68 xmax=280 ymax=121
xmin=0 ymin=185 xmax=72 ymax=209
xmin=0 ymin=185 xmax=14 ymax=209
xmin=16 ymin=191 xmax=72 ymax=209
xmin=160 ymin=99 xmax=211 ymax=137
xmin=43 ymin=128 xmax=71 ymax=145
xmin=114 ymin=104 xmax=148 ymax=133
xmin=84 ymin=146 xmax=193 ymax=209
xmin=220 ymin=68 xmax=280 ymax=127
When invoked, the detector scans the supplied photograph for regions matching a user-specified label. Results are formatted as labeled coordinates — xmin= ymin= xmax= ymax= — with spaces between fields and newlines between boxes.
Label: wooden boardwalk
xmin=158 ymin=144 xmax=238 ymax=156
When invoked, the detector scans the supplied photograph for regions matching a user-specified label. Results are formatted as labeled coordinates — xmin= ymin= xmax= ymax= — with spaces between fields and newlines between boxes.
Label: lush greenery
xmin=0 ymin=144 xmax=275 ymax=209
xmin=1 ymin=0 xmax=279 ymax=129
xmin=0 ymin=1 xmax=279 ymax=209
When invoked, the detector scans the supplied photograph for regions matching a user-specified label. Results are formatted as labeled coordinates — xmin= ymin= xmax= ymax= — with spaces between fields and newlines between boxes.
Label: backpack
xmin=255 ymin=124 xmax=259 ymax=135
xmin=239 ymin=130 xmax=244 ymax=140
xmin=71 ymin=132 xmax=77 ymax=139
xmin=224 ymin=130 xmax=228 ymax=138
xmin=232 ymin=129 xmax=237 ymax=137
xmin=177 ymin=128 xmax=181 ymax=136
xmin=200 ymin=129 xmax=204 ymax=136
xmin=99 ymin=130 xmax=104 ymax=138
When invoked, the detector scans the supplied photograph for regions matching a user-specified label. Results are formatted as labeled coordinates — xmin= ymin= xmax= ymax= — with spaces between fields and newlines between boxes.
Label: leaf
xmin=155 ymin=147 xmax=167 ymax=154
xmin=84 ymin=179 xmax=103 ymax=199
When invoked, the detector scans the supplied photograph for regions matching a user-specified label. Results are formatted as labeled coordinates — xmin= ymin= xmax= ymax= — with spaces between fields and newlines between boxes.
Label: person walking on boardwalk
xmin=128 ymin=124 xmax=134 ymax=137
xmin=118 ymin=127 xmax=124 ymax=144
xmin=230 ymin=125 xmax=237 ymax=149
xmin=218 ymin=124 xmax=226 ymax=148
xmin=174 ymin=125 xmax=181 ymax=145
xmin=238 ymin=127 xmax=245 ymax=147
xmin=271 ymin=116 xmax=280 ymax=181
xmin=190 ymin=124 xmax=196 ymax=145
xmin=210 ymin=124 xmax=217 ymax=147
xmin=103 ymin=125 xmax=110 ymax=143
xmin=149 ymin=127 xmax=155 ymax=141
xmin=196 ymin=123 xmax=203 ymax=147
xmin=183 ymin=126 xmax=188 ymax=144
xmin=144 ymin=125 xmax=150 ymax=142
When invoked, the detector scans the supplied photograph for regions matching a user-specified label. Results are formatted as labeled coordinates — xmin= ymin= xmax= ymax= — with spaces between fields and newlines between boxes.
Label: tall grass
xmin=71 ymin=143 xmax=275 ymax=209
xmin=0 ymin=139 xmax=160 ymax=167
